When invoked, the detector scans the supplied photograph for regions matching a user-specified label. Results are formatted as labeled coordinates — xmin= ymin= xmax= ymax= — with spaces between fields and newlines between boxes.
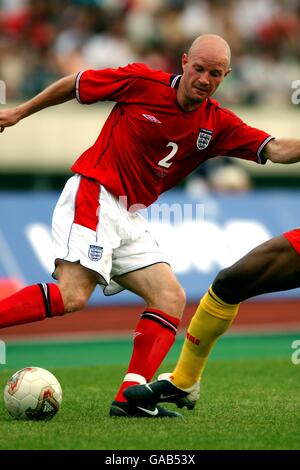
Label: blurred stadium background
xmin=0 ymin=0 xmax=300 ymax=343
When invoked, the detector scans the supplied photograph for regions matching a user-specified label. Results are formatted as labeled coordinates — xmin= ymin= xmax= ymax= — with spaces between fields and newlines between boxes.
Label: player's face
xmin=180 ymin=52 xmax=230 ymax=108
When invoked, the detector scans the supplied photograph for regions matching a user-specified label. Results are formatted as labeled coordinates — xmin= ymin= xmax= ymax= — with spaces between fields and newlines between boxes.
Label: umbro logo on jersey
xmin=142 ymin=114 xmax=162 ymax=124
xmin=133 ymin=332 xmax=142 ymax=339
xmin=197 ymin=128 xmax=213 ymax=150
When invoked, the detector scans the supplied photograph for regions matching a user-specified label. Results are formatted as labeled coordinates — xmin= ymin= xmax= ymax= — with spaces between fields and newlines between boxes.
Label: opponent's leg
xmin=0 ymin=260 xmax=98 ymax=328
xmin=171 ymin=235 xmax=300 ymax=394
xmin=110 ymin=262 xmax=185 ymax=417
xmin=213 ymin=234 xmax=300 ymax=303
xmin=172 ymin=287 xmax=239 ymax=387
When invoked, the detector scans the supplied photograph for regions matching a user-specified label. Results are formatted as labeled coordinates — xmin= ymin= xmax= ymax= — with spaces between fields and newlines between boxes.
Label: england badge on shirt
xmin=197 ymin=128 xmax=213 ymax=150
xmin=88 ymin=245 xmax=103 ymax=261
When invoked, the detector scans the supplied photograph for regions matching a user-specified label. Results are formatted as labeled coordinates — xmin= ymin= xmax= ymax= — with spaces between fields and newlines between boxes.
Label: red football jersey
xmin=72 ymin=63 xmax=272 ymax=208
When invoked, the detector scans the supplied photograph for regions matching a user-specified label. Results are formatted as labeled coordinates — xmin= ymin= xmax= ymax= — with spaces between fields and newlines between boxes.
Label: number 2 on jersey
xmin=158 ymin=142 xmax=178 ymax=168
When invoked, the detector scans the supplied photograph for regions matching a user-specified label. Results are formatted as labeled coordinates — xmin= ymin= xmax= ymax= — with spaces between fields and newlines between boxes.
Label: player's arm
xmin=0 ymin=73 xmax=77 ymax=133
xmin=262 ymin=138 xmax=300 ymax=164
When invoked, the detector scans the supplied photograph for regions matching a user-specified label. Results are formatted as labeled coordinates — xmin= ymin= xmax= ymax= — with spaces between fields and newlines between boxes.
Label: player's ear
xmin=182 ymin=53 xmax=188 ymax=68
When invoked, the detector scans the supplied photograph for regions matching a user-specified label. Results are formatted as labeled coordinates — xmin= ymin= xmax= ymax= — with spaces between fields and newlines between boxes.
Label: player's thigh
xmin=213 ymin=234 xmax=300 ymax=302
xmin=114 ymin=263 xmax=186 ymax=317
xmin=54 ymin=260 xmax=99 ymax=311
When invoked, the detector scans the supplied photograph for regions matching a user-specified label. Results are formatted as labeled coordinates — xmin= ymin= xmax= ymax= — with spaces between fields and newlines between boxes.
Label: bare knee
xmin=213 ymin=264 xmax=253 ymax=304
xmin=55 ymin=260 xmax=98 ymax=314
xmin=212 ymin=268 xmax=234 ymax=303
xmin=148 ymin=283 xmax=186 ymax=318
xmin=59 ymin=287 xmax=89 ymax=313
xmin=212 ymin=238 xmax=282 ymax=304
xmin=169 ymin=284 xmax=186 ymax=315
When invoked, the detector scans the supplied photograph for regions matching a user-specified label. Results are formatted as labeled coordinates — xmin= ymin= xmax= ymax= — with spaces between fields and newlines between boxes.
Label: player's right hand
xmin=0 ymin=108 xmax=21 ymax=133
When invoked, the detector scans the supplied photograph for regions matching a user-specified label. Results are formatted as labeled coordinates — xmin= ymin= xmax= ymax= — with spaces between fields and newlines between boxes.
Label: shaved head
xmin=188 ymin=34 xmax=231 ymax=68
xmin=177 ymin=34 xmax=232 ymax=111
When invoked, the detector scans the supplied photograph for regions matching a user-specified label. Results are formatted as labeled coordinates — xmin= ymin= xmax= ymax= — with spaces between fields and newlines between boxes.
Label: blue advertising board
xmin=0 ymin=189 xmax=299 ymax=304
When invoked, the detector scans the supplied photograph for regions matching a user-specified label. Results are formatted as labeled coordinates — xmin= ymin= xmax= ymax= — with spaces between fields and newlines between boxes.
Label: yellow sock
xmin=172 ymin=287 xmax=240 ymax=389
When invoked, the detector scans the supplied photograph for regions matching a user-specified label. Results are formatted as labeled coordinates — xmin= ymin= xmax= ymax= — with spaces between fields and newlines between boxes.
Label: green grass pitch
xmin=1 ymin=333 xmax=300 ymax=450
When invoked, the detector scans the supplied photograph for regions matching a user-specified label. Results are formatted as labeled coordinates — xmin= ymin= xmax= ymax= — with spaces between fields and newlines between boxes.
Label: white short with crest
xmin=52 ymin=175 xmax=168 ymax=295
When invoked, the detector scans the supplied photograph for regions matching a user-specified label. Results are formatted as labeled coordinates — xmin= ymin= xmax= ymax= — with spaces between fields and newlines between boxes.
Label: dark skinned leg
xmin=212 ymin=235 xmax=300 ymax=304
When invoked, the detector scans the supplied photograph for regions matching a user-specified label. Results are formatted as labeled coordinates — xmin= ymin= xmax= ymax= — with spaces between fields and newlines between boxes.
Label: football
xmin=3 ymin=367 xmax=62 ymax=420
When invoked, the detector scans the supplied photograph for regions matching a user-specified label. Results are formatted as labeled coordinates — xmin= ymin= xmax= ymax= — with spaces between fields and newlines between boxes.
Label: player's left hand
xmin=0 ymin=108 xmax=21 ymax=133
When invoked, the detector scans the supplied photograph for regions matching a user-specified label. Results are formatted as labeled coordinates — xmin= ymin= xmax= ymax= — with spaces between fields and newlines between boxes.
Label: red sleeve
xmin=214 ymin=108 xmax=273 ymax=164
xmin=75 ymin=63 xmax=154 ymax=104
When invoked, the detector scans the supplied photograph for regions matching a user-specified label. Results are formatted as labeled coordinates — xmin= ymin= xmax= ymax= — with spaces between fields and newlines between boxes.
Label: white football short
xmin=52 ymin=174 xmax=169 ymax=295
